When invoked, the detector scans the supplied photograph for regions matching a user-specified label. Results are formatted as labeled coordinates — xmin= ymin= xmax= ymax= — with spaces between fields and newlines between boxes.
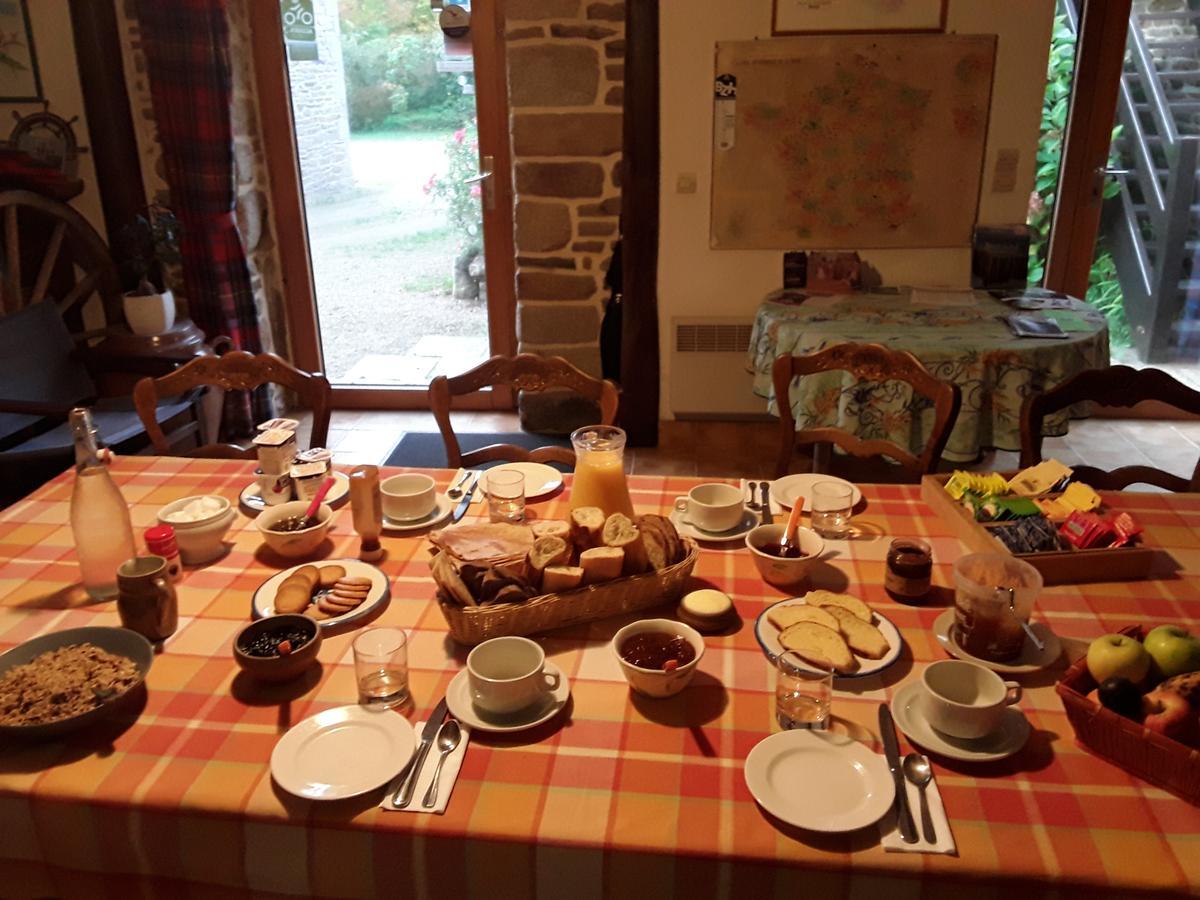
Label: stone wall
xmin=506 ymin=0 xmax=624 ymax=432
xmin=285 ymin=0 xmax=354 ymax=201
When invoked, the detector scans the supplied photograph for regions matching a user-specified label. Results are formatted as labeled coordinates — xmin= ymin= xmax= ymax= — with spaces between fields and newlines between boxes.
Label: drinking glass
xmin=774 ymin=655 xmax=833 ymax=730
xmin=353 ymin=627 xmax=410 ymax=709
xmin=487 ymin=469 xmax=526 ymax=523
xmin=811 ymin=481 xmax=854 ymax=539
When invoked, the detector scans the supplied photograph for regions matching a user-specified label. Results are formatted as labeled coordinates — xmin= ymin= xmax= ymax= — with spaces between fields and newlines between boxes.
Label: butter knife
xmin=392 ymin=697 xmax=448 ymax=808
xmin=760 ymin=482 xmax=773 ymax=525
xmin=450 ymin=472 xmax=481 ymax=523
xmin=878 ymin=704 xmax=918 ymax=843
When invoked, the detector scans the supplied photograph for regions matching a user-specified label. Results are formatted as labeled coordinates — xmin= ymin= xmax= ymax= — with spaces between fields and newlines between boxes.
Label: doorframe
xmin=249 ymin=1 xmax=516 ymax=411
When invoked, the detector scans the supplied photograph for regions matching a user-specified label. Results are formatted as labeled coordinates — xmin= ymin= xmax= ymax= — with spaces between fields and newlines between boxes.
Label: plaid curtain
xmin=136 ymin=0 xmax=272 ymax=437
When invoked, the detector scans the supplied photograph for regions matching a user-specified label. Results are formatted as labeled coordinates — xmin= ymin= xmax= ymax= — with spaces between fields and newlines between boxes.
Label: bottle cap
xmin=145 ymin=524 xmax=177 ymax=549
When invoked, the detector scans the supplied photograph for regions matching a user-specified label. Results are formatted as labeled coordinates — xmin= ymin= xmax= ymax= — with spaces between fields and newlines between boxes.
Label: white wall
xmin=657 ymin=0 xmax=1055 ymax=418
xmin=0 ymin=0 xmax=104 ymax=237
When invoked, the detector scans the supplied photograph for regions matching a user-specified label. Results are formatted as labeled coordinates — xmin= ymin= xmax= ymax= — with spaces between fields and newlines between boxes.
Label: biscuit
xmin=318 ymin=596 xmax=358 ymax=615
xmin=274 ymin=583 xmax=313 ymax=614
xmin=334 ymin=577 xmax=371 ymax=589
xmin=290 ymin=565 xmax=320 ymax=589
xmin=304 ymin=605 xmax=334 ymax=620
xmin=317 ymin=565 xmax=346 ymax=588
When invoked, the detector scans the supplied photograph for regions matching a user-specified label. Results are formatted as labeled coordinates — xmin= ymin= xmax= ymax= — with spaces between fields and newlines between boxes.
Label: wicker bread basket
xmin=437 ymin=539 xmax=700 ymax=645
xmin=1056 ymin=626 xmax=1200 ymax=806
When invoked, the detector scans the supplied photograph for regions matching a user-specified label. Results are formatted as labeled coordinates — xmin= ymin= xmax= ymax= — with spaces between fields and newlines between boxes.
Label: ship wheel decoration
xmin=9 ymin=100 xmax=88 ymax=179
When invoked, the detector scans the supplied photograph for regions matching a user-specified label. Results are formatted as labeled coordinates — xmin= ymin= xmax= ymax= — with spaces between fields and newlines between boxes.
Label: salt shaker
xmin=350 ymin=465 xmax=384 ymax=561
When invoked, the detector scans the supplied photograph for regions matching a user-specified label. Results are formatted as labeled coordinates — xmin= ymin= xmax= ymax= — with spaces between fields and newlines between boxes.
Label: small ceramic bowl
xmin=745 ymin=524 xmax=825 ymax=589
xmin=612 ymin=618 xmax=705 ymax=698
xmin=157 ymin=494 xmax=236 ymax=565
xmin=256 ymin=500 xmax=333 ymax=558
xmin=233 ymin=615 xmax=322 ymax=682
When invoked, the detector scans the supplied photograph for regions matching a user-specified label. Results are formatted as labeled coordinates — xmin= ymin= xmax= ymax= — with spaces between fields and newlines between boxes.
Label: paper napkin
xmin=740 ymin=479 xmax=785 ymax=517
xmin=381 ymin=720 xmax=471 ymax=815
xmin=449 ymin=469 xmax=484 ymax=505
xmin=880 ymin=765 xmax=957 ymax=855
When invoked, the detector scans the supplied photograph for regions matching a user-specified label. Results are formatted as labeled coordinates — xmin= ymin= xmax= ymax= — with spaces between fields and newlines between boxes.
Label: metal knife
xmin=392 ymin=697 xmax=449 ymax=808
xmin=450 ymin=472 xmax=481 ymax=523
xmin=760 ymin=482 xmax=773 ymax=525
xmin=878 ymin=704 xmax=918 ymax=843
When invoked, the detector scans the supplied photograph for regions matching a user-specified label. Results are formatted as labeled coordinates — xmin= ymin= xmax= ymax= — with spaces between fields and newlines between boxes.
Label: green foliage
xmin=1028 ymin=14 xmax=1131 ymax=349
xmin=426 ymin=119 xmax=483 ymax=250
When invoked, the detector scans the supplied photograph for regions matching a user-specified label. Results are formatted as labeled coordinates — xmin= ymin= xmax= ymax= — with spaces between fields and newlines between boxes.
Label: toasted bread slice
xmin=767 ymin=603 xmax=839 ymax=633
xmin=804 ymin=590 xmax=873 ymax=623
xmin=826 ymin=607 xmax=889 ymax=659
xmin=779 ymin=622 xmax=858 ymax=674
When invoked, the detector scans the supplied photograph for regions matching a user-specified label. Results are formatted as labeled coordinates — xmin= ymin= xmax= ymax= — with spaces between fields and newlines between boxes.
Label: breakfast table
xmin=1 ymin=456 xmax=1199 ymax=898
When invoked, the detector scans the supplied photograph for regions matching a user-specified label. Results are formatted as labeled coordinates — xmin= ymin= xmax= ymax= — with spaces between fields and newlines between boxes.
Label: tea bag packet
xmin=1008 ymin=460 xmax=1073 ymax=497
xmin=973 ymin=495 xmax=1040 ymax=523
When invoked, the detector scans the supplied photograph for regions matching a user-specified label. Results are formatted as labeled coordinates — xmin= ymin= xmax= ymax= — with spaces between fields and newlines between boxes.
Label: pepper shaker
xmin=349 ymin=465 xmax=384 ymax=561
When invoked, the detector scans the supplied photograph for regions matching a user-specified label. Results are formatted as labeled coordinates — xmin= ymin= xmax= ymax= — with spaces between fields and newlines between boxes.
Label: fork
xmin=747 ymin=481 xmax=760 ymax=509
xmin=447 ymin=470 xmax=473 ymax=499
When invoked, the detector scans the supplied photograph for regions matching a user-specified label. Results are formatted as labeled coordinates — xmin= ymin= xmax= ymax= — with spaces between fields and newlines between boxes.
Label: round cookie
xmin=317 ymin=565 xmax=346 ymax=588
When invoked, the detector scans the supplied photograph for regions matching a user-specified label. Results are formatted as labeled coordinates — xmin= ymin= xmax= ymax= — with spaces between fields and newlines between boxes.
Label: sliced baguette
xmin=779 ymin=622 xmax=858 ymax=674
xmin=542 ymin=565 xmax=584 ymax=593
xmin=579 ymin=546 xmax=624 ymax=583
xmin=826 ymin=606 xmax=889 ymax=659
xmin=528 ymin=536 xmax=570 ymax=579
xmin=602 ymin=513 xmax=649 ymax=574
xmin=804 ymin=590 xmax=873 ymax=623
xmin=767 ymin=603 xmax=839 ymax=633
xmin=570 ymin=507 xmax=606 ymax=550
xmin=531 ymin=520 xmax=572 ymax=543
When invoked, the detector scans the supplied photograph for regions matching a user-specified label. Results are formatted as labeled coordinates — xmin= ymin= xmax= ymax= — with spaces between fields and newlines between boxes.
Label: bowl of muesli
xmin=0 ymin=626 xmax=154 ymax=740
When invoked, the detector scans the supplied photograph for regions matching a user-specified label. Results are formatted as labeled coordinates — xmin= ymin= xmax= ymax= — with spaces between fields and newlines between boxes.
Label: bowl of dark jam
xmin=612 ymin=618 xmax=705 ymax=697
xmin=255 ymin=500 xmax=333 ymax=558
xmin=744 ymin=524 xmax=824 ymax=589
xmin=233 ymin=614 xmax=323 ymax=682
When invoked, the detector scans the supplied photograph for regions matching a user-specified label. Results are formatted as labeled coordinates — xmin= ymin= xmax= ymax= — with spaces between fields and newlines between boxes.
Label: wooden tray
xmin=920 ymin=474 xmax=1158 ymax=585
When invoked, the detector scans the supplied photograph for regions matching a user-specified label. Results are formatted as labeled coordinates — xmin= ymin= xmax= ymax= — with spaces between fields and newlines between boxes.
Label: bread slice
xmin=779 ymin=622 xmax=858 ymax=674
xmin=542 ymin=565 xmax=584 ymax=593
xmin=528 ymin=536 xmax=570 ymax=579
xmin=636 ymin=514 xmax=682 ymax=569
xmin=826 ymin=606 xmax=889 ymax=659
xmin=602 ymin=513 xmax=649 ymax=574
xmin=579 ymin=546 xmax=624 ymax=584
xmin=804 ymin=590 xmax=873 ymax=623
xmin=570 ymin=507 xmax=606 ymax=550
xmin=531 ymin=520 xmax=571 ymax=543
xmin=767 ymin=603 xmax=839 ymax=633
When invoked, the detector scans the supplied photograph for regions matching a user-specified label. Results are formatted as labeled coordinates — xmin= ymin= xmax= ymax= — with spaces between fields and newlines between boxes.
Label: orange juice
xmin=569 ymin=425 xmax=634 ymax=518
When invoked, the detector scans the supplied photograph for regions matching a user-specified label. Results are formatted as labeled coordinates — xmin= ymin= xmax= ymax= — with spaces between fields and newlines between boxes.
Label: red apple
xmin=1142 ymin=688 xmax=1194 ymax=742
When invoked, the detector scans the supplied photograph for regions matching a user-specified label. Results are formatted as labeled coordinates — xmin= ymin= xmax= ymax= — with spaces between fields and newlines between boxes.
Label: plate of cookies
xmin=252 ymin=559 xmax=390 ymax=629
xmin=754 ymin=590 xmax=903 ymax=679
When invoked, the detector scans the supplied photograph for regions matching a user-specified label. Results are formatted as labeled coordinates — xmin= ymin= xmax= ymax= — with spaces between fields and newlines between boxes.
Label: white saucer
xmin=480 ymin=463 xmax=563 ymax=500
xmin=445 ymin=662 xmax=570 ymax=733
xmin=381 ymin=495 xmax=453 ymax=533
xmin=669 ymin=508 xmax=757 ymax=543
xmin=270 ymin=705 xmax=415 ymax=800
xmin=890 ymin=681 xmax=1031 ymax=762
xmin=252 ymin=558 xmax=390 ymax=629
xmin=770 ymin=474 xmax=862 ymax=512
xmin=933 ymin=609 xmax=1062 ymax=675
xmin=754 ymin=597 xmax=904 ymax=679
xmin=240 ymin=470 xmax=350 ymax=514
xmin=743 ymin=729 xmax=894 ymax=832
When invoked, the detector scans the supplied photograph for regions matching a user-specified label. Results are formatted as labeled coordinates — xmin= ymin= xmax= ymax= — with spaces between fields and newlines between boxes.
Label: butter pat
xmin=679 ymin=589 xmax=734 ymax=631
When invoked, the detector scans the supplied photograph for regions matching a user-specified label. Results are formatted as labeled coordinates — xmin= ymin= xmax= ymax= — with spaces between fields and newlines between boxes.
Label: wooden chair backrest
xmin=132 ymin=350 xmax=331 ymax=458
xmin=1020 ymin=365 xmax=1200 ymax=492
xmin=772 ymin=342 xmax=961 ymax=481
xmin=428 ymin=353 xmax=620 ymax=468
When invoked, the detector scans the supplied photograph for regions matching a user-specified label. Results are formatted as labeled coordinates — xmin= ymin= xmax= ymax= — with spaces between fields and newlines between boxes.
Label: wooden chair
xmin=132 ymin=351 xmax=331 ymax=458
xmin=1019 ymin=365 xmax=1200 ymax=491
xmin=773 ymin=343 xmax=962 ymax=482
xmin=429 ymin=354 xmax=619 ymax=468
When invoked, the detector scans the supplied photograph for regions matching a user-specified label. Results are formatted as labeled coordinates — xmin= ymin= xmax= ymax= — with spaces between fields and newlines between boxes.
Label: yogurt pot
xmin=291 ymin=460 xmax=329 ymax=503
xmin=253 ymin=428 xmax=296 ymax=476
xmin=256 ymin=418 xmax=300 ymax=433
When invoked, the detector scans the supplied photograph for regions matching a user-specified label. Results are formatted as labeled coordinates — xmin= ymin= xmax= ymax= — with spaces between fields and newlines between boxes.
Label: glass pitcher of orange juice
xmin=570 ymin=425 xmax=634 ymax=518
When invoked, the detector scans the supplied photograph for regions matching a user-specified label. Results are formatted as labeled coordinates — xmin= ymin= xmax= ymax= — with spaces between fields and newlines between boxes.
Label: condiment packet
xmin=1059 ymin=510 xmax=1114 ymax=549
xmin=1008 ymin=460 xmax=1073 ymax=497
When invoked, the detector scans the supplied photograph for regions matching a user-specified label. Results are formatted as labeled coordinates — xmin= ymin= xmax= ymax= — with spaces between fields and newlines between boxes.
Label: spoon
xmin=777 ymin=495 xmax=804 ymax=555
xmin=447 ymin=470 xmax=473 ymax=499
xmin=421 ymin=718 xmax=463 ymax=808
xmin=1003 ymin=587 xmax=1046 ymax=651
xmin=303 ymin=477 xmax=336 ymax=526
xmin=747 ymin=481 xmax=760 ymax=510
xmin=902 ymin=752 xmax=936 ymax=844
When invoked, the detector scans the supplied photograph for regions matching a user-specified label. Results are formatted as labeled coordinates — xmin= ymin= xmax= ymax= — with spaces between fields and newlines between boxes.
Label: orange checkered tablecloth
xmin=1 ymin=457 xmax=1199 ymax=899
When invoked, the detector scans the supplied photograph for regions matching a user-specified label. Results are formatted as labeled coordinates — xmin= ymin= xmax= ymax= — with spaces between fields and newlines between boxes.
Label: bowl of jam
xmin=233 ymin=614 xmax=323 ymax=682
xmin=612 ymin=618 xmax=705 ymax=698
xmin=744 ymin=524 xmax=825 ymax=589
xmin=255 ymin=500 xmax=333 ymax=558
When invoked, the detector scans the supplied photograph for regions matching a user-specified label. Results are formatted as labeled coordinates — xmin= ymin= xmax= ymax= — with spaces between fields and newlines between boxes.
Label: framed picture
xmin=772 ymin=0 xmax=946 ymax=35
xmin=0 ymin=0 xmax=41 ymax=102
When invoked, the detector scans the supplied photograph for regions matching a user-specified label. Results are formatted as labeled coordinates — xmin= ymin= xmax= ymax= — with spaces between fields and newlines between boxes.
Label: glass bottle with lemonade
xmin=569 ymin=425 xmax=634 ymax=518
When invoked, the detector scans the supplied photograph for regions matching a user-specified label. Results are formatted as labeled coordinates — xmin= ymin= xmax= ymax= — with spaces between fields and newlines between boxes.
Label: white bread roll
xmin=542 ymin=565 xmax=584 ymax=593
xmin=579 ymin=546 xmax=624 ymax=584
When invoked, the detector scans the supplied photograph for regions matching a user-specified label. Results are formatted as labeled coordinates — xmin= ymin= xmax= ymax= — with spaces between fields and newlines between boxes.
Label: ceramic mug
xmin=921 ymin=659 xmax=1022 ymax=739
xmin=117 ymin=555 xmax=179 ymax=642
xmin=467 ymin=636 xmax=559 ymax=716
xmin=673 ymin=483 xmax=744 ymax=533
xmin=381 ymin=473 xmax=437 ymax=522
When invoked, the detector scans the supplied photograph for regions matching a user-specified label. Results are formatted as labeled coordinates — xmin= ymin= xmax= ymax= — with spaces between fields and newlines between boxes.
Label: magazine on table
xmin=1006 ymin=314 xmax=1069 ymax=339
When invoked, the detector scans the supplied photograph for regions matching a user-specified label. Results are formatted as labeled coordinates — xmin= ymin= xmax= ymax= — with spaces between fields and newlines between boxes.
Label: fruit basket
xmin=1056 ymin=626 xmax=1200 ymax=806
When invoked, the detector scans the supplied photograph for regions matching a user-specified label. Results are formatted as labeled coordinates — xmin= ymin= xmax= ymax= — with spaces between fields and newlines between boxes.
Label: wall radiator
xmin=669 ymin=317 xmax=767 ymax=418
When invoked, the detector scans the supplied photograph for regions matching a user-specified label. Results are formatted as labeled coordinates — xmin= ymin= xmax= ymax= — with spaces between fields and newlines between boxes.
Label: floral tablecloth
xmin=747 ymin=290 xmax=1110 ymax=462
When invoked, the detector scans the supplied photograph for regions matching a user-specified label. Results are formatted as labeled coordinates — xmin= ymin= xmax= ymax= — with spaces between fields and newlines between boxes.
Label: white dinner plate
xmin=240 ymin=470 xmax=351 ymax=515
xmin=891 ymin=681 xmax=1031 ymax=763
xmin=381 ymin=495 xmax=453 ymax=533
xmin=932 ymin=609 xmax=1062 ymax=675
xmin=743 ymin=730 xmax=894 ymax=832
xmin=445 ymin=662 xmax=570 ymax=733
xmin=480 ymin=463 xmax=563 ymax=500
xmin=770 ymin=474 xmax=862 ymax=512
xmin=271 ymin=705 xmax=415 ymax=800
xmin=669 ymin=507 xmax=758 ymax=543
xmin=252 ymin=558 xmax=390 ymax=629
xmin=754 ymin=597 xmax=903 ymax=679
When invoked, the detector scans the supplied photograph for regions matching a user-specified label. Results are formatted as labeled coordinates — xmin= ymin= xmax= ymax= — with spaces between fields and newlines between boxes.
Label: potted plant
xmin=115 ymin=205 xmax=182 ymax=336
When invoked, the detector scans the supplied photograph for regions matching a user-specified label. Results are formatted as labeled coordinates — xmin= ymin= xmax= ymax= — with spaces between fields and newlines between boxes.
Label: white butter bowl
xmin=157 ymin=494 xmax=235 ymax=565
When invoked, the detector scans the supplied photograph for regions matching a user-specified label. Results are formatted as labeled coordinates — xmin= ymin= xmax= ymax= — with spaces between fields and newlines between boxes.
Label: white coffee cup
xmin=381 ymin=473 xmax=437 ymax=521
xmin=673 ymin=483 xmax=744 ymax=533
xmin=920 ymin=659 xmax=1022 ymax=739
xmin=467 ymin=636 xmax=560 ymax=716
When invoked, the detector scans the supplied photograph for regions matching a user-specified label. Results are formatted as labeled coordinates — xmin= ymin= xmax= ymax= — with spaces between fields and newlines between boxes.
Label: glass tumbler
xmin=486 ymin=469 xmax=526 ymax=523
xmin=774 ymin=655 xmax=833 ymax=730
xmin=353 ymin=627 xmax=410 ymax=709
xmin=811 ymin=481 xmax=854 ymax=539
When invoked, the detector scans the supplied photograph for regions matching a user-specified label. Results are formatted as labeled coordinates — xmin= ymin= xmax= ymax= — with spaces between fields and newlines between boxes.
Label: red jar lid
xmin=145 ymin=524 xmax=177 ymax=547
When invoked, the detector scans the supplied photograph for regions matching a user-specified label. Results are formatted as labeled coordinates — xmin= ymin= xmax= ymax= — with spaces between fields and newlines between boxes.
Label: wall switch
xmin=676 ymin=172 xmax=698 ymax=194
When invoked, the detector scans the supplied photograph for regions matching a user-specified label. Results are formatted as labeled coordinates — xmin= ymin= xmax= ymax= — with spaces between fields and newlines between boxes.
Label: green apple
xmin=1086 ymin=634 xmax=1151 ymax=685
xmin=1144 ymin=625 xmax=1200 ymax=680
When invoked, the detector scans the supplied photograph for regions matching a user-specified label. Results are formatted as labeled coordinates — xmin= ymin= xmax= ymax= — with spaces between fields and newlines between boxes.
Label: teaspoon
xmin=447 ymin=471 xmax=473 ymax=499
xmin=902 ymin=752 xmax=936 ymax=844
xmin=422 ymin=718 xmax=462 ymax=808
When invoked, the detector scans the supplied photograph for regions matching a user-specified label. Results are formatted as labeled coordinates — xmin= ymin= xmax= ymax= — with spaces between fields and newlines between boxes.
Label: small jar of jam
xmin=885 ymin=539 xmax=932 ymax=603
